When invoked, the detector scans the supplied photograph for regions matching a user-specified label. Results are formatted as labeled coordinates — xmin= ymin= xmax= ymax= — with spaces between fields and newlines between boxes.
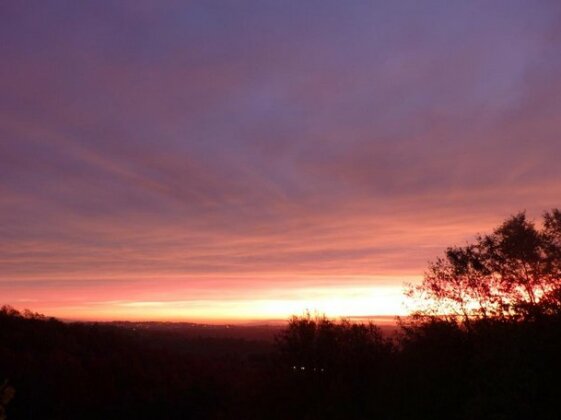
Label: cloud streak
xmin=1 ymin=0 xmax=561 ymax=320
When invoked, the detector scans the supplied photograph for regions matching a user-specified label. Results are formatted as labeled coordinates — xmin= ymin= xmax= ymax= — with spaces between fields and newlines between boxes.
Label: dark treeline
xmin=0 ymin=306 xmax=276 ymax=419
xmin=2 ymin=307 xmax=561 ymax=419
xmin=268 ymin=313 xmax=561 ymax=419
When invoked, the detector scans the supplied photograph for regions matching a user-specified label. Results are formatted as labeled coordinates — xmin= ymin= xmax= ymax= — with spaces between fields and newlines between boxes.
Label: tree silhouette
xmin=276 ymin=311 xmax=389 ymax=374
xmin=270 ymin=312 xmax=393 ymax=419
xmin=407 ymin=209 xmax=561 ymax=324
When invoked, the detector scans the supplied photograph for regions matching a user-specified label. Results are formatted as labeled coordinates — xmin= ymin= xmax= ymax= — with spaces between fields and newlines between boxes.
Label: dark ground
xmin=2 ymin=307 xmax=561 ymax=419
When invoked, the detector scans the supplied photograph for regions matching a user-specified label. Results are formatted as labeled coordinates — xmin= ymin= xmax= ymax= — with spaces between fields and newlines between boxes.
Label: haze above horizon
xmin=1 ymin=0 xmax=561 ymax=322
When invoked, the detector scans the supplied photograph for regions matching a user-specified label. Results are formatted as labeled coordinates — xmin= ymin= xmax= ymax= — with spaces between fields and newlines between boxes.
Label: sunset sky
xmin=1 ymin=1 xmax=561 ymax=322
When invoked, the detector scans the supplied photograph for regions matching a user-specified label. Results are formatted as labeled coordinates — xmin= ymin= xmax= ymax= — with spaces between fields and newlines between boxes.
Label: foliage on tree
xmin=276 ymin=311 xmax=390 ymax=372
xmin=406 ymin=209 xmax=561 ymax=324
xmin=271 ymin=312 xmax=394 ymax=419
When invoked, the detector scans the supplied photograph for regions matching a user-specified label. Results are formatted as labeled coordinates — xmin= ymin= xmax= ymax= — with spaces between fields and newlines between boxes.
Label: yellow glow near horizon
xmin=29 ymin=283 xmax=412 ymax=323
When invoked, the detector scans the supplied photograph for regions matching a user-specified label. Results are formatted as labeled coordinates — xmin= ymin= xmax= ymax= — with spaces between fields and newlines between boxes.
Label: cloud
xmin=1 ymin=0 xmax=561 ymax=319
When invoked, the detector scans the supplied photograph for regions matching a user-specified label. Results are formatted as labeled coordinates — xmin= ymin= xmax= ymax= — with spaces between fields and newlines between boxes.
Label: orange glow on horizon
xmin=4 ymin=278 xmax=416 ymax=323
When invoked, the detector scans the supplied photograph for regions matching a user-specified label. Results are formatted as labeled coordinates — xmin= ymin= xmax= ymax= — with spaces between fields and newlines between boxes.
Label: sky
xmin=1 ymin=0 xmax=561 ymax=322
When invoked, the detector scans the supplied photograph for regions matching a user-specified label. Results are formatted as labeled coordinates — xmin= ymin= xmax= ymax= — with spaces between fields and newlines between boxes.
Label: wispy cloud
xmin=1 ymin=0 xmax=560 ymax=320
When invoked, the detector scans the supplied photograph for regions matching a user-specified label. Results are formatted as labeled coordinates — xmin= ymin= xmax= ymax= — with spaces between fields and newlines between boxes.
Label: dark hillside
xmin=3 ymin=306 xmax=561 ymax=419
xmin=0 ymin=306 xmax=271 ymax=419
